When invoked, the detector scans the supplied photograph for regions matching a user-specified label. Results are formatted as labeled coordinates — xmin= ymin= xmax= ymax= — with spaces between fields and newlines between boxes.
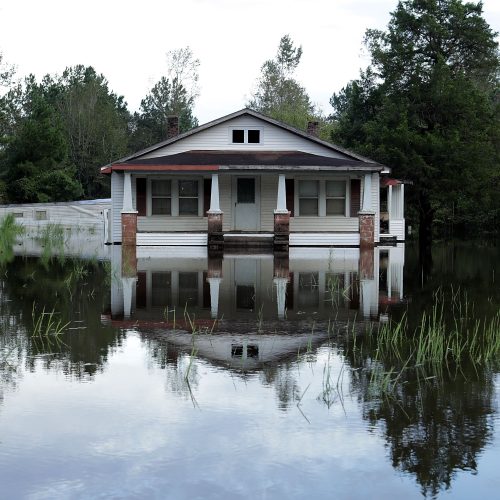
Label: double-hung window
xmin=151 ymin=180 xmax=171 ymax=215
xmin=178 ymin=180 xmax=199 ymax=215
xmin=150 ymin=179 xmax=200 ymax=216
xmin=298 ymin=180 xmax=319 ymax=216
xmin=326 ymin=181 xmax=346 ymax=216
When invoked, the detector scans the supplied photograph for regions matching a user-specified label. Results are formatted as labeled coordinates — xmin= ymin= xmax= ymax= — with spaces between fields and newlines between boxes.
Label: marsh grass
xmin=31 ymin=303 xmax=69 ymax=350
xmin=0 ymin=214 xmax=25 ymax=265
xmin=344 ymin=289 xmax=500 ymax=401
xmin=36 ymin=224 xmax=67 ymax=265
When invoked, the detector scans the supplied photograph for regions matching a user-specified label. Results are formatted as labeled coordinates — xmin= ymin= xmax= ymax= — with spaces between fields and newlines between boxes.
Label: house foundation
xmin=121 ymin=213 xmax=137 ymax=246
xmin=273 ymin=211 xmax=290 ymax=253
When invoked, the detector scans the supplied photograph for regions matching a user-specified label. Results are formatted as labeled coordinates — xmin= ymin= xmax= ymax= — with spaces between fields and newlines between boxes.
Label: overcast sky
xmin=1 ymin=0 xmax=499 ymax=124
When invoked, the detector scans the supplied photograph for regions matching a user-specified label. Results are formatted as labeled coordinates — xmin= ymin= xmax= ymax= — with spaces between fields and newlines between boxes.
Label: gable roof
xmin=102 ymin=108 xmax=380 ymax=171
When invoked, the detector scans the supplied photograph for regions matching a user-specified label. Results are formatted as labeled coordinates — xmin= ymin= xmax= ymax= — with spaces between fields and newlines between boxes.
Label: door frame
xmin=231 ymin=175 xmax=261 ymax=231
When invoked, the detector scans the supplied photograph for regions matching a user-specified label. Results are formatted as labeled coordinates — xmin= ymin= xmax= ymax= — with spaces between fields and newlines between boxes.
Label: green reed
xmin=0 ymin=214 xmax=24 ymax=265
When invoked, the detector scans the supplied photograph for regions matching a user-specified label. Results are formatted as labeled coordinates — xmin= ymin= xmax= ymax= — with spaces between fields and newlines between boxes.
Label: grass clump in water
xmin=0 ymin=214 xmax=24 ymax=265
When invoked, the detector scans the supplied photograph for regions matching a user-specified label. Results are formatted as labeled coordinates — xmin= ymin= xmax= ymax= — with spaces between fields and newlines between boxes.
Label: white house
xmin=101 ymin=109 xmax=405 ymax=250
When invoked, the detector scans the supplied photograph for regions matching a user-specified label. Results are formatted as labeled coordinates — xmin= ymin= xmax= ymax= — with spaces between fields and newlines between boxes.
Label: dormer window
xmin=230 ymin=127 xmax=262 ymax=144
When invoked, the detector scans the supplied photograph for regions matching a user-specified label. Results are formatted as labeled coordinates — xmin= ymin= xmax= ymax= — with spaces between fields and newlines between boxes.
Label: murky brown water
xmin=0 ymin=240 xmax=498 ymax=499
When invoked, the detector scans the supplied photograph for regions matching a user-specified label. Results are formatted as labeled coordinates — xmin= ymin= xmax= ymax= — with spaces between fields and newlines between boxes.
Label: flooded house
xmin=101 ymin=109 xmax=406 ymax=251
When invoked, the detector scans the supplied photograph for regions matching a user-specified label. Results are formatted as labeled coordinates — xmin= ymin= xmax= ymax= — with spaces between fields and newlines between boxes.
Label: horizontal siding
xmin=260 ymin=174 xmax=277 ymax=231
xmin=290 ymin=233 xmax=360 ymax=246
xmin=143 ymin=116 xmax=349 ymax=159
xmin=137 ymin=233 xmax=208 ymax=246
xmin=290 ymin=217 xmax=359 ymax=232
xmin=111 ymin=172 xmax=124 ymax=243
xmin=138 ymin=216 xmax=207 ymax=231
xmin=389 ymin=219 xmax=405 ymax=240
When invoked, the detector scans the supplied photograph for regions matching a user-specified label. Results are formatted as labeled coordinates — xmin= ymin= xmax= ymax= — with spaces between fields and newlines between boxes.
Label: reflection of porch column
xmin=122 ymin=276 xmax=136 ymax=319
xmin=121 ymin=172 xmax=138 ymax=246
xmin=274 ymin=174 xmax=290 ymax=253
xmin=207 ymin=173 xmax=224 ymax=252
xmin=274 ymin=277 xmax=288 ymax=320
xmin=359 ymin=174 xmax=375 ymax=248
xmin=207 ymin=277 xmax=221 ymax=319
xmin=388 ymin=184 xmax=393 ymax=219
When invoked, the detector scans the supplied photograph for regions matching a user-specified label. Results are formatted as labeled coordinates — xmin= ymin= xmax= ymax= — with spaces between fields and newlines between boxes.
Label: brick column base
xmin=273 ymin=254 xmax=290 ymax=279
xmin=359 ymin=211 xmax=375 ymax=248
xmin=207 ymin=255 xmax=223 ymax=279
xmin=274 ymin=211 xmax=290 ymax=253
xmin=207 ymin=212 xmax=224 ymax=252
xmin=121 ymin=212 xmax=137 ymax=246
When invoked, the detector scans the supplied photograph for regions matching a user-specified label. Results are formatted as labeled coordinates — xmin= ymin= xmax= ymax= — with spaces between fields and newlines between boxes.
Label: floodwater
xmin=0 ymin=237 xmax=499 ymax=499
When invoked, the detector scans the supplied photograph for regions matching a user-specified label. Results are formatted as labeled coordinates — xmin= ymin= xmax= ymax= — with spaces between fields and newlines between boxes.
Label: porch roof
xmin=102 ymin=150 xmax=384 ymax=174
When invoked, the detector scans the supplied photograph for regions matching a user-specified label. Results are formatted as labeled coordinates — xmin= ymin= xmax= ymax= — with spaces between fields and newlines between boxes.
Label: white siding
xmin=290 ymin=233 xmax=360 ymax=246
xmin=137 ymin=233 xmax=208 ymax=246
xmin=142 ymin=116 xmax=350 ymax=159
xmin=138 ymin=216 xmax=207 ymax=232
xmin=389 ymin=220 xmax=405 ymax=240
xmin=260 ymin=174 xmax=278 ymax=231
xmin=290 ymin=217 xmax=359 ymax=232
xmin=111 ymin=172 xmax=124 ymax=243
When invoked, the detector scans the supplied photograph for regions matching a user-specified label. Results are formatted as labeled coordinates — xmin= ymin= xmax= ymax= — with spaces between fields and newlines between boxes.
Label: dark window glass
xmin=299 ymin=199 xmax=318 ymax=216
xmin=179 ymin=198 xmax=198 ymax=215
xmin=298 ymin=272 xmax=319 ymax=308
xmin=179 ymin=180 xmax=198 ymax=197
xmin=232 ymin=129 xmax=244 ymax=143
xmin=152 ymin=198 xmax=171 ymax=215
xmin=248 ymin=129 xmax=260 ymax=143
xmin=237 ymin=178 xmax=255 ymax=203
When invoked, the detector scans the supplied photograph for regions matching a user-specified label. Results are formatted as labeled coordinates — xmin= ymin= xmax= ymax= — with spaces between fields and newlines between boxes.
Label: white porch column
xmin=275 ymin=174 xmax=287 ymax=213
xmin=388 ymin=184 xmax=393 ymax=219
xmin=122 ymin=172 xmax=134 ymax=212
xmin=209 ymin=174 xmax=222 ymax=213
xmin=362 ymin=173 xmax=372 ymax=211
xmin=400 ymin=184 xmax=404 ymax=219
xmin=208 ymin=277 xmax=221 ymax=319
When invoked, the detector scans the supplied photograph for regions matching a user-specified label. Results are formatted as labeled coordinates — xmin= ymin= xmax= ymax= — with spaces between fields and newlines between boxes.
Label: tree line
xmin=0 ymin=0 xmax=498 ymax=239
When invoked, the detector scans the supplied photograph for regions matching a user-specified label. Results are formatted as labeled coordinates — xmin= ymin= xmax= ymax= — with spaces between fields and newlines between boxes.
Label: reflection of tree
xmin=346 ymin=345 xmax=495 ymax=498
xmin=0 ymin=257 xmax=124 ymax=380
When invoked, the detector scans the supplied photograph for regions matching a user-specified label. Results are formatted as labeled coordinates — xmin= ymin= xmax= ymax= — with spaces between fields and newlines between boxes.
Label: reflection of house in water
xmin=109 ymin=244 xmax=405 ymax=327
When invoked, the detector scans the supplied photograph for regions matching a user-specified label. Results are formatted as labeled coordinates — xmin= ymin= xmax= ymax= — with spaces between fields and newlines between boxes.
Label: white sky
xmin=1 ymin=0 xmax=499 ymax=124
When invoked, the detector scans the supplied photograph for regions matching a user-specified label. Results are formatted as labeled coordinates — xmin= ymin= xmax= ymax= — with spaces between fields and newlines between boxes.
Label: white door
xmin=234 ymin=177 xmax=259 ymax=230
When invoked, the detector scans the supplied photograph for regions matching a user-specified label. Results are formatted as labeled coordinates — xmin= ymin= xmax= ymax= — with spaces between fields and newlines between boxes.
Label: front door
xmin=234 ymin=177 xmax=259 ymax=230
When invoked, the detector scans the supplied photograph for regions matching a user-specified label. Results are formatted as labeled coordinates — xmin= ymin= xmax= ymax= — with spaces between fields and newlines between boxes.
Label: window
xmin=296 ymin=179 xmax=349 ymax=217
xmin=178 ymin=272 xmax=199 ymax=306
xmin=35 ymin=210 xmax=47 ymax=220
xmin=230 ymin=128 xmax=262 ymax=144
xmin=178 ymin=180 xmax=199 ymax=215
xmin=326 ymin=181 xmax=346 ymax=215
xmin=151 ymin=180 xmax=171 ymax=215
xmin=149 ymin=179 xmax=200 ymax=216
xmin=299 ymin=180 xmax=319 ymax=216
xmin=13 ymin=212 xmax=23 ymax=218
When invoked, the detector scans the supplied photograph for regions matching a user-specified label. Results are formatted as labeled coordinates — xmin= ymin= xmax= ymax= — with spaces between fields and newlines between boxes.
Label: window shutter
xmin=204 ymin=178 xmax=212 ymax=215
xmin=136 ymin=178 xmax=147 ymax=216
xmin=350 ymin=179 xmax=361 ymax=216
xmin=285 ymin=179 xmax=295 ymax=216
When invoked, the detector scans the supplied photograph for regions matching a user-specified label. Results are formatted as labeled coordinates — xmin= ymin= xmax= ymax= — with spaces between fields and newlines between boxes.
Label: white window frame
xmin=295 ymin=177 xmax=351 ymax=217
xmin=325 ymin=180 xmax=347 ymax=216
xmin=228 ymin=127 xmax=264 ymax=145
xmin=146 ymin=177 xmax=203 ymax=217
xmin=150 ymin=179 xmax=172 ymax=216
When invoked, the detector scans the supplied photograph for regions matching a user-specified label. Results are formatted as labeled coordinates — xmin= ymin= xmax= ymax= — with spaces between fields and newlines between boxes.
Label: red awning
xmin=380 ymin=177 xmax=403 ymax=187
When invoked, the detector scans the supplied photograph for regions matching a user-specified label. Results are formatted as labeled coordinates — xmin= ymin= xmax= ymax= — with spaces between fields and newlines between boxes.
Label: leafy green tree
xmin=331 ymin=0 xmax=500 ymax=241
xmin=4 ymin=79 xmax=82 ymax=203
xmin=131 ymin=47 xmax=199 ymax=151
xmin=247 ymin=35 xmax=330 ymax=135
xmin=55 ymin=66 xmax=130 ymax=198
